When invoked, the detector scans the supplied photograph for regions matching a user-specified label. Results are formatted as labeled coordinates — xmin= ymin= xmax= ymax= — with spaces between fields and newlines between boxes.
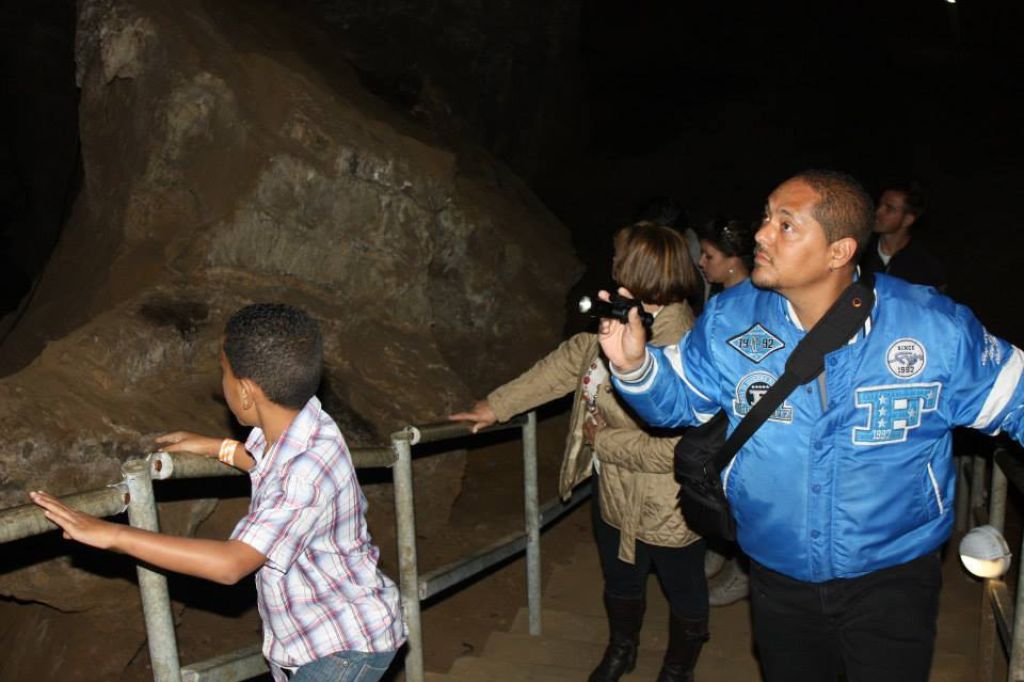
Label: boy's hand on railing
xmin=29 ymin=491 xmax=123 ymax=550
xmin=155 ymin=431 xmax=223 ymax=458
xmin=449 ymin=400 xmax=498 ymax=434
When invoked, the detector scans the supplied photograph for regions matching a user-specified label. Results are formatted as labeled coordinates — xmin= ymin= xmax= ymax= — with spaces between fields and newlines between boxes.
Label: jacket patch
xmin=981 ymin=330 xmax=1003 ymax=366
xmin=728 ymin=323 xmax=786 ymax=363
xmin=733 ymin=371 xmax=793 ymax=423
xmin=886 ymin=338 xmax=926 ymax=379
xmin=853 ymin=382 xmax=941 ymax=445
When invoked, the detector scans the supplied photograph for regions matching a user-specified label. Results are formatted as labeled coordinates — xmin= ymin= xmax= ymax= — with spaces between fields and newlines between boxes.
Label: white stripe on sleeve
xmin=615 ymin=352 xmax=659 ymax=394
xmin=664 ymin=342 xmax=713 ymax=404
xmin=692 ymin=409 xmax=715 ymax=424
xmin=970 ymin=346 xmax=1024 ymax=431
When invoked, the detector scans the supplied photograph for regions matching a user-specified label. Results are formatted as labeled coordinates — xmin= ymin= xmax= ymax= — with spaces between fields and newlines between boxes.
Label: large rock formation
xmin=285 ymin=0 xmax=587 ymax=185
xmin=0 ymin=0 xmax=581 ymax=678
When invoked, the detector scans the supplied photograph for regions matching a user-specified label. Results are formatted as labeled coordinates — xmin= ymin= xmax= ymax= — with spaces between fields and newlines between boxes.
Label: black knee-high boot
xmin=655 ymin=613 xmax=709 ymax=682
xmin=588 ymin=594 xmax=646 ymax=682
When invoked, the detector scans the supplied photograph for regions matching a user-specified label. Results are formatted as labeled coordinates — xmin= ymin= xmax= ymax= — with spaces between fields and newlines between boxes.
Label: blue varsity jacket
xmin=613 ymin=274 xmax=1024 ymax=582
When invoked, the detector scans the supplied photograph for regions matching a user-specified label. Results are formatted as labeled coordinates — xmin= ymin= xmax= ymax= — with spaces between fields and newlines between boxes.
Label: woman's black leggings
xmin=591 ymin=472 xmax=709 ymax=620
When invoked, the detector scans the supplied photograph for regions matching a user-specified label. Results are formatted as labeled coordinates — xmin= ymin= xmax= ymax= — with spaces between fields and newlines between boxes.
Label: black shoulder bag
xmin=673 ymin=273 xmax=875 ymax=541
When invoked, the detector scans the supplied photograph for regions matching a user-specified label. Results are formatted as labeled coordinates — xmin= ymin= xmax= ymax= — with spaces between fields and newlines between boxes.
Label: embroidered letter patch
xmin=728 ymin=323 xmax=786 ymax=363
xmin=853 ymin=383 xmax=941 ymax=445
xmin=733 ymin=371 xmax=793 ymax=423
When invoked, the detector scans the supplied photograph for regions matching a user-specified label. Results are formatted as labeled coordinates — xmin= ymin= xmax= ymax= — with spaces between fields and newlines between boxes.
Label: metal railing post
xmin=391 ymin=431 xmax=423 ymax=682
xmin=1 ymin=420 xmax=578 ymax=682
xmin=956 ymin=455 xmax=970 ymax=534
xmin=972 ymin=454 xmax=988 ymax=526
xmin=978 ymin=452 xmax=1008 ymax=682
xmin=522 ymin=411 xmax=542 ymax=636
xmin=122 ymin=459 xmax=182 ymax=682
xmin=1009 ymin=531 xmax=1024 ymax=681
xmin=990 ymin=452 xmax=1008 ymax=534
xmin=979 ymin=581 xmax=997 ymax=682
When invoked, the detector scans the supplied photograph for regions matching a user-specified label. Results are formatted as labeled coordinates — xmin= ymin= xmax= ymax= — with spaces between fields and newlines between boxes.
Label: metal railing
xmin=963 ymin=446 xmax=1024 ymax=681
xmin=0 ymin=411 xmax=588 ymax=682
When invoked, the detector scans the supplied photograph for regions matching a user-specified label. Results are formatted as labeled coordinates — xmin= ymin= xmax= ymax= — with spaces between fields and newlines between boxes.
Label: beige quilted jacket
xmin=487 ymin=302 xmax=700 ymax=563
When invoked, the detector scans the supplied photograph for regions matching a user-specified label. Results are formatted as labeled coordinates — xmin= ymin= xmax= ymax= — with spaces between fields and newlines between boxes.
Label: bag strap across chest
xmin=719 ymin=272 xmax=875 ymax=462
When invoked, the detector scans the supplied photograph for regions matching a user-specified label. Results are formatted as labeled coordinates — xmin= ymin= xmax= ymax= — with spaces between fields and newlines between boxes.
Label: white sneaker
xmin=708 ymin=558 xmax=749 ymax=606
xmin=704 ymin=549 xmax=726 ymax=579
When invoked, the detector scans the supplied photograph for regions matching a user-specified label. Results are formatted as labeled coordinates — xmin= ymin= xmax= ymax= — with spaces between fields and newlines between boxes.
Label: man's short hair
xmin=612 ymin=221 xmax=698 ymax=305
xmin=884 ymin=180 xmax=927 ymax=218
xmin=224 ymin=303 xmax=323 ymax=409
xmin=793 ymin=169 xmax=875 ymax=254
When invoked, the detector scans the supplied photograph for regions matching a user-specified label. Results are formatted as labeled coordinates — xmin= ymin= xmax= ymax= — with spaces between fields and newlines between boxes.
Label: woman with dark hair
xmin=697 ymin=217 xmax=757 ymax=608
xmin=697 ymin=218 xmax=755 ymax=297
xmin=451 ymin=222 xmax=708 ymax=682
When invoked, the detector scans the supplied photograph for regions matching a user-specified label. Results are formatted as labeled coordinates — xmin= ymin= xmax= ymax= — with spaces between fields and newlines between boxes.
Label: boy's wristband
xmin=218 ymin=439 xmax=242 ymax=466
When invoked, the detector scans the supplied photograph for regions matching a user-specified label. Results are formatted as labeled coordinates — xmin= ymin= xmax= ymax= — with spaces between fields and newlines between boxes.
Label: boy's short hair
xmin=224 ymin=303 xmax=323 ymax=409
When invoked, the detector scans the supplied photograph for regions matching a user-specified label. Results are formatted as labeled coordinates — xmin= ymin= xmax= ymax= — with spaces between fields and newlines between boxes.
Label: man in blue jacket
xmin=598 ymin=169 xmax=1024 ymax=681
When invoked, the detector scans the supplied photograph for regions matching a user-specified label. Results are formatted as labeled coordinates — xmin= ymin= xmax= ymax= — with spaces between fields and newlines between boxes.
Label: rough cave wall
xmin=0 ymin=0 xmax=582 ymax=678
xmin=0 ymin=0 xmax=80 ymax=316
xmin=288 ymin=0 xmax=587 ymax=185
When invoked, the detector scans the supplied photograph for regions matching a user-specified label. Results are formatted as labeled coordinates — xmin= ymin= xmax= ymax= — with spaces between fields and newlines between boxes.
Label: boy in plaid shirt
xmin=32 ymin=303 xmax=405 ymax=681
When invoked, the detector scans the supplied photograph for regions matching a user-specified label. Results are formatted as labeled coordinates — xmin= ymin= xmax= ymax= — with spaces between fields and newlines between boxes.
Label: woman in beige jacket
xmin=451 ymin=223 xmax=708 ymax=682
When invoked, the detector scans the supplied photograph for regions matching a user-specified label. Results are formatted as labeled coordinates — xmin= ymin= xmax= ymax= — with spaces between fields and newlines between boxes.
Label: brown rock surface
xmin=0 ymin=0 xmax=581 ymax=677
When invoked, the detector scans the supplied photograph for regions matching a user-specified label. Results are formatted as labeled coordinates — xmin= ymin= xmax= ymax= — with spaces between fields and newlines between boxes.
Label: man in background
xmin=860 ymin=181 xmax=946 ymax=290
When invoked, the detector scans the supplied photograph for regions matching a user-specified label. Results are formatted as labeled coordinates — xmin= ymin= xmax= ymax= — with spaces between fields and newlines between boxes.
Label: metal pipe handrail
xmin=0 ymin=485 xmax=129 ymax=544
xmin=970 ymin=445 xmax=1024 ymax=682
xmin=124 ymin=459 xmax=181 ymax=682
xmin=180 ymin=644 xmax=266 ymax=682
xmin=417 ymin=484 xmax=590 ymax=600
xmin=389 ymin=411 xmax=550 ymax=682
xmin=0 ymin=412 xmax=558 ymax=682
xmin=397 ymin=414 xmax=529 ymax=446
xmin=178 ymin=470 xmax=588 ymax=682
xmin=0 ymin=445 xmax=393 ymax=682
xmin=390 ymin=428 xmax=422 ymax=682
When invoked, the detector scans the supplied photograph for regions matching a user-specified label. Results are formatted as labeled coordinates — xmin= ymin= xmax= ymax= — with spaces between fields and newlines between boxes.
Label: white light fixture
xmin=947 ymin=0 xmax=956 ymax=4
xmin=960 ymin=525 xmax=1012 ymax=578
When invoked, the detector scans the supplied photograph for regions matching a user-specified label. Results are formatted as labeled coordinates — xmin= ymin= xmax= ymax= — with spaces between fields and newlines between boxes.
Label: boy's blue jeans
xmin=287 ymin=650 xmax=397 ymax=682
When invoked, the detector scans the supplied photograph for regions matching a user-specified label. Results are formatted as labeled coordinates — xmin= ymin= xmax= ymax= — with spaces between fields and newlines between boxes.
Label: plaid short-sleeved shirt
xmin=231 ymin=397 xmax=405 ymax=675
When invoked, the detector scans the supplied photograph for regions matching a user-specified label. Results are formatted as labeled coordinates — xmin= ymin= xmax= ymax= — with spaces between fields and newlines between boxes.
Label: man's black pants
xmin=750 ymin=551 xmax=942 ymax=682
